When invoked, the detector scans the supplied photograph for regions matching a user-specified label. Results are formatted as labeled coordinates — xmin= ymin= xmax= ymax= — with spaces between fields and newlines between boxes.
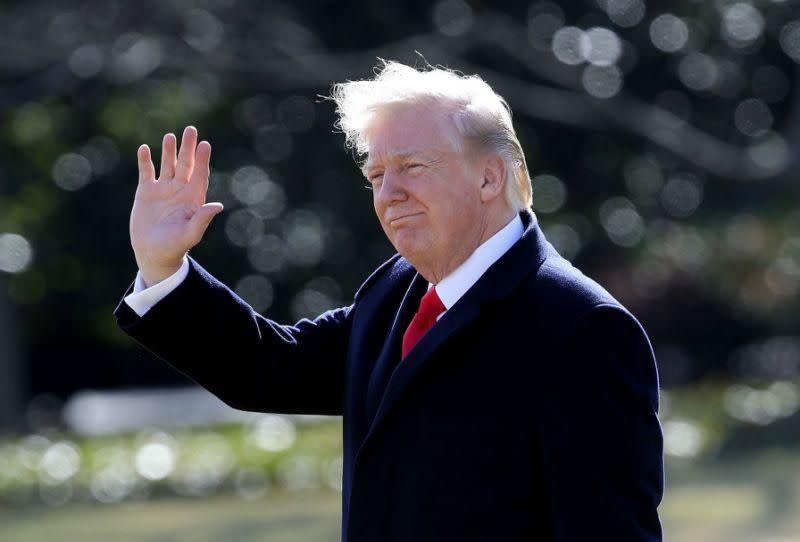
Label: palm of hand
xmin=130 ymin=126 xmax=223 ymax=279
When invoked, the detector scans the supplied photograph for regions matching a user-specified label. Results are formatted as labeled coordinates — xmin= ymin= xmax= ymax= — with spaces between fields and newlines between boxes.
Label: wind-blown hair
xmin=330 ymin=60 xmax=533 ymax=211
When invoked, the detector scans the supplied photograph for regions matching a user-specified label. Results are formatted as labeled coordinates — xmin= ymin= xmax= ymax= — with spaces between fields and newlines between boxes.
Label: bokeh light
xmin=660 ymin=174 xmax=703 ymax=218
xmin=724 ymin=382 xmax=799 ymax=425
xmin=225 ymin=209 xmax=264 ymax=247
xmin=284 ymin=209 xmax=325 ymax=267
xmin=721 ymin=3 xmax=764 ymax=48
xmin=52 ymin=153 xmax=92 ymax=191
xmin=532 ymin=173 xmax=567 ymax=213
xmin=599 ymin=197 xmax=644 ymax=247
xmin=324 ymin=455 xmax=343 ymax=492
xmin=291 ymin=277 xmax=342 ymax=320
xmin=730 ymin=337 xmax=800 ymax=380
xmin=0 ymin=233 xmax=34 ymax=274
xmin=725 ymin=214 xmax=766 ymax=258
xmin=649 ymin=14 xmax=689 ymax=53
xmin=779 ymin=20 xmax=800 ymax=62
xmin=734 ymin=98 xmax=773 ymax=137
xmin=183 ymin=9 xmax=224 ymax=52
xmin=234 ymin=274 xmax=275 ymax=313
xmin=249 ymin=415 xmax=296 ymax=453
xmin=247 ymin=234 xmax=287 ymax=274
xmin=68 ymin=44 xmax=105 ymax=78
xmin=746 ymin=131 xmax=789 ymax=175
xmin=582 ymin=27 xmax=622 ymax=67
xmin=134 ymin=433 xmax=177 ymax=481
xmin=678 ymin=53 xmax=719 ymax=91
xmin=624 ymin=154 xmax=664 ymax=205
xmin=552 ymin=26 xmax=586 ymax=65
xmin=80 ymin=137 xmax=120 ymax=176
xmin=230 ymin=166 xmax=283 ymax=210
xmin=663 ymin=418 xmax=704 ymax=458
xmin=108 ymin=34 xmax=162 ymax=84
xmin=659 ymin=222 xmax=710 ymax=273
xmin=172 ymin=433 xmax=235 ymax=497
xmin=604 ymin=0 xmax=646 ymax=28
xmin=527 ymin=2 xmax=564 ymax=51
xmin=39 ymin=441 xmax=81 ymax=483
xmin=582 ymin=65 xmax=623 ymax=98
xmin=234 ymin=467 xmax=270 ymax=500
xmin=275 ymin=455 xmax=321 ymax=490
xmin=87 ymin=444 xmax=138 ymax=504
xmin=543 ymin=222 xmax=582 ymax=261
xmin=11 ymin=102 xmax=53 ymax=143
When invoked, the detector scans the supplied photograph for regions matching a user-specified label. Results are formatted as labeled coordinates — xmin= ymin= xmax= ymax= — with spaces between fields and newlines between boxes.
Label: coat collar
xmin=358 ymin=209 xmax=551 ymax=458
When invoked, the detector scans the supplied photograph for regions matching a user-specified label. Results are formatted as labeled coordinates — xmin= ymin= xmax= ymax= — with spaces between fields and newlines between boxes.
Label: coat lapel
xmin=364 ymin=271 xmax=427 ymax=423
xmin=358 ymin=210 xmax=551 ymax=454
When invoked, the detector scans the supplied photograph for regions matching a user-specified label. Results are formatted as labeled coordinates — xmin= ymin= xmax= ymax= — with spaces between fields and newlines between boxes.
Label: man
xmin=115 ymin=61 xmax=663 ymax=541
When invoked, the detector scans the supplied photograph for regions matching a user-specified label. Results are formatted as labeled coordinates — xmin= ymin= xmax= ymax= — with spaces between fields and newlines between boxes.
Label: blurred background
xmin=1 ymin=0 xmax=800 ymax=540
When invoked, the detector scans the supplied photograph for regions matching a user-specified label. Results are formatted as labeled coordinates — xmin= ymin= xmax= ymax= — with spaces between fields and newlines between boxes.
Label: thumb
xmin=189 ymin=202 xmax=224 ymax=243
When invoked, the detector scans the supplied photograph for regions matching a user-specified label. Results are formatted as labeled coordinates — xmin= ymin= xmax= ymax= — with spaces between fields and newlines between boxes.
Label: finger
xmin=175 ymin=125 xmax=198 ymax=183
xmin=137 ymin=144 xmax=156 ymax=184
xmin=189 ymin=141 xmax=212 ymax=191
xmin=159 ymin=133 xmax=177 ymax=180
xmin=188 ymin=202 xmax=224 ymax=245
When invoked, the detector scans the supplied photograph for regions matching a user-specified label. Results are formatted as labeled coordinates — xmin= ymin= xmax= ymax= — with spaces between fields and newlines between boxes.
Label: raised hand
xmin=130 ymin=126 xmax=224 ymax=287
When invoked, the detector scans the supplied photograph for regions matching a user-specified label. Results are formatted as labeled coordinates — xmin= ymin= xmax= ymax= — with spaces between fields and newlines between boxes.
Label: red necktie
xmin=402 ymin=286 xmax=446 ymax=358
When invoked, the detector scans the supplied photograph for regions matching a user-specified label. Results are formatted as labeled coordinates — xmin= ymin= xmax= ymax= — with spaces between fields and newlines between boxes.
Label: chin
xmin=391 ymin=233 xmax=430 ymax=264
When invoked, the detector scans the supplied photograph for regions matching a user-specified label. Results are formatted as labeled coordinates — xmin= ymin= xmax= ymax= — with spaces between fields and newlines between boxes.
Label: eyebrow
xmin=362 ymin=148 xmax=442 ymax=175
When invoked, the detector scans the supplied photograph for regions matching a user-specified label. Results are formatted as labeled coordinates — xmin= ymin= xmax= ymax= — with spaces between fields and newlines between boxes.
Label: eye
xmin=406 ymin=163 xmax=424 ymax=172
xmin=367 ymin=172 xmax=384 ymax=189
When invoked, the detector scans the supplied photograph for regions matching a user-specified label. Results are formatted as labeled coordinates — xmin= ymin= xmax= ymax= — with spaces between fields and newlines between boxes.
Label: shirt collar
xmin=433 ymin=214 xmax=524 ymax=310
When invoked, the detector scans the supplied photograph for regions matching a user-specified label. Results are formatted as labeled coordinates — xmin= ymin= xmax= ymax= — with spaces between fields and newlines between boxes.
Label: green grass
xmin=3 ymin=381 xmax=800 ymax=541
xmin=0 ymin=490 xmax=341 ymax=542
xmin=661 ymin=450 xmax=800 ymax=542
xmin=3 ymin=450 xmax=800 ymax=542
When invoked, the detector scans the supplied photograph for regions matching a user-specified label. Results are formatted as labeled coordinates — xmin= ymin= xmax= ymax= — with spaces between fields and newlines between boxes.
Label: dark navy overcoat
xmin=114 ymin=209 xmax=663 ymax=541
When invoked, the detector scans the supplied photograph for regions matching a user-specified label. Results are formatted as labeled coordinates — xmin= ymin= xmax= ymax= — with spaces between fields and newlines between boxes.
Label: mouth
xmin=388 ymin=213 xmax=423 ymax=225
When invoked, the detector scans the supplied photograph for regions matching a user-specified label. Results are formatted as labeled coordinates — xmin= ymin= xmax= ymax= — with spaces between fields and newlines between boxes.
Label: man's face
xmin=363 ymin=104 xmax=486 ymax=279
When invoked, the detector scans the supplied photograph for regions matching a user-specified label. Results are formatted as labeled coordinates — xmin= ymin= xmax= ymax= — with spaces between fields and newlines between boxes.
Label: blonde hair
xmin=330 ymin=60 xmax=533 ymax=211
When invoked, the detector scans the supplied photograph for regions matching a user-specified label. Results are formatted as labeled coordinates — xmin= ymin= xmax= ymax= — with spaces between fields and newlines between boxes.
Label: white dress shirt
xmin=124 ymin=214 xmax=524 ymax=318
xmin=124 ymin=255 xmax=190 ymax=317
xmin=432 ymin=214 xmax=523 ymax=316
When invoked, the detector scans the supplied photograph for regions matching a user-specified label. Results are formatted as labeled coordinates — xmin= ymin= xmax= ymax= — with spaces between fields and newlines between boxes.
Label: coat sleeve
xmin=535 ymin=303 xmax=664 ymax=541
xmin=113 ymin=255 xmax=353 ymax=415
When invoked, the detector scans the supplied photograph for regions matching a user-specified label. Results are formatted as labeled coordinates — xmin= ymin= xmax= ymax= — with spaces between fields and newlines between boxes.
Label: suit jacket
xmin=114 ymin=209 xmax=663 ymax=541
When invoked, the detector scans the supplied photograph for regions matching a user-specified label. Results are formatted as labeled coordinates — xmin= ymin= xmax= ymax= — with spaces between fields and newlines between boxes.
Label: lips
xmin=388 ymin=212 xmax=422 ymax=225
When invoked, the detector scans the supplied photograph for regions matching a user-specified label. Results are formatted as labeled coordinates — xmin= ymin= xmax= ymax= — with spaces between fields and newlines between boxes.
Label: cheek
xmin=373 ymin=193 xmax=386 ymax=221
xmin=437 ymin=185 xmax=476 ymax=221
xmin=373 ymin=197 xmax=397 ymax=242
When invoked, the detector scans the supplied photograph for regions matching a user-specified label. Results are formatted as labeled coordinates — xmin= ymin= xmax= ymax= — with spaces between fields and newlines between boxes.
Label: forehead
xmin=363 ymin=104 xmax=461 ymax=166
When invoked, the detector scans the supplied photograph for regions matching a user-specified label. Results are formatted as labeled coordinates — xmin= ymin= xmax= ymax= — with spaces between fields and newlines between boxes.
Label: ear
xmin=479 ymin=153 xmax=506 ymax=203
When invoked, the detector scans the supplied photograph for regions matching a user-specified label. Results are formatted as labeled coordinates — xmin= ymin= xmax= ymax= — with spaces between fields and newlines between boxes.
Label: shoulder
xmin=525 ymin=253 xmax=655 ymax=369
xmin=524 ymin=252 xmax=622 ymax=320
xmin=515 ymin=250 xmax=652 ymax=350
xmin=353 ymin=253 xmax=410 ymax=301
xmin=523 ymin=254 xmax=659 ymax=400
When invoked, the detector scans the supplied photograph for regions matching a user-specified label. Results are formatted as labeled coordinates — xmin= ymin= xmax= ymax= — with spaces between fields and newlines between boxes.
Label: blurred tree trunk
xmin=0 ymin=277 xmax=24 ymax=433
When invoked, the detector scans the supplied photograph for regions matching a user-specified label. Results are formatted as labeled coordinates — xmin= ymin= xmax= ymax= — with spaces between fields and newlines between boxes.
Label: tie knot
xmin=417 ymin=286 xmax=446 ymax=323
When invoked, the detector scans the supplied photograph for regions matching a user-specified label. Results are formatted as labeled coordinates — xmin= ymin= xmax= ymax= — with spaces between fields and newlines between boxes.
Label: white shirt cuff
xmin=123 ymin=255 xmax=190 ymax=317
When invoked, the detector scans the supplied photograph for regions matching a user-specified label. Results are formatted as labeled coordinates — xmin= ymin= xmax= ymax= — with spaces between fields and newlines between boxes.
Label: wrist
xmin=138 ymin=259 xmax=184 ymax=288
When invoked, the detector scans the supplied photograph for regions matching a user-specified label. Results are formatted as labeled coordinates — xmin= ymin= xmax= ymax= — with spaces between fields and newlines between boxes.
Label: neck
xmin=421 ymin=207 xmax=517 ymax=284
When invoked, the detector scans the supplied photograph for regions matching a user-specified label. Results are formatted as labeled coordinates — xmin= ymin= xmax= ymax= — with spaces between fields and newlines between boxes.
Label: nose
xmin=374 ymin=169 xmax=407 ymax=207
